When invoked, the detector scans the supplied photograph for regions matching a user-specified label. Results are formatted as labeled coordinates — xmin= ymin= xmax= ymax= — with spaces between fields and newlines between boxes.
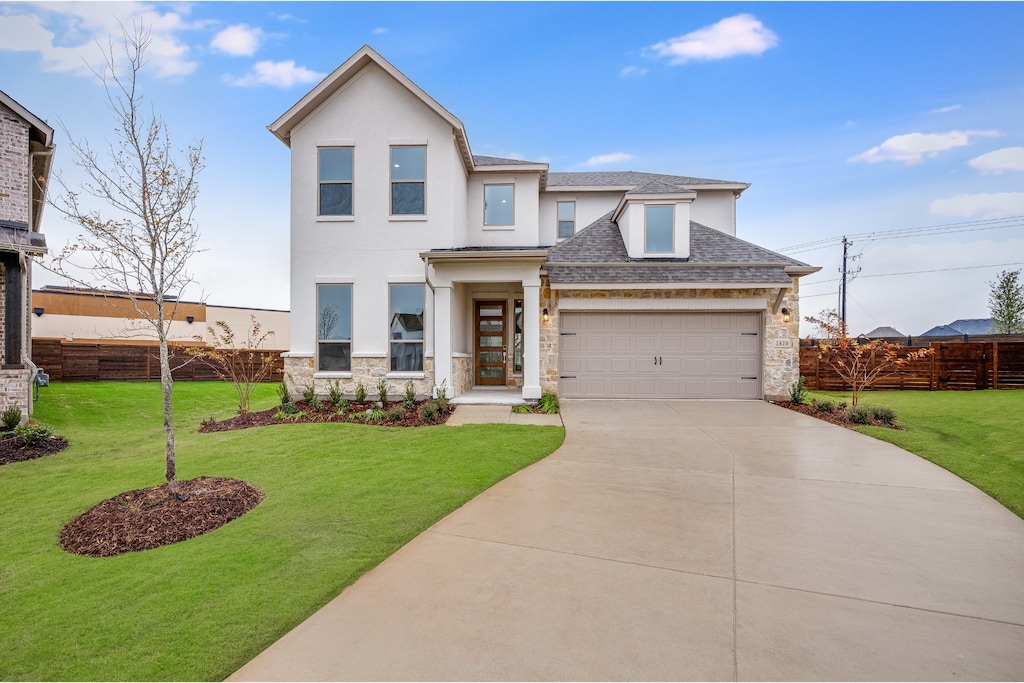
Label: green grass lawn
xmin=0 ymin=382 xmax=564 ymax=681
xmin=810 ymin=389 xmax=1024 ymax=519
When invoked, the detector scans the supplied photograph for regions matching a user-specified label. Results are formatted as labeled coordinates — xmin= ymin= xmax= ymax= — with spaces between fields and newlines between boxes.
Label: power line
xmin=800 ymin=260 xmax=1024 ymax=287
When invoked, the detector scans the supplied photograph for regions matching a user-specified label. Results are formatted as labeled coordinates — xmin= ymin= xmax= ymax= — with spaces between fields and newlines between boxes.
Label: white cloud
xmin=211 ymin=24 xmax=263 ymax=57
xmin=372 ymin=27 xmax=388 ymax=35
xmin=620 ymin=65 xmax=648 ymax=78
xmin=929 ymin=192 xmax=1024 ymax=218
xmin=584 ymin=152 xmax=635 ymax=167
xmin=649 ymin=14 xmax=779 ymax=65
xmin=0 ymin=3 xmax=199 ymax=79
xmin=225 ymin=60 xmax=325 ymax=88
xmin=969 ymin=147 xmax=1024 ymax=174
xmin=849 ymin=130 xmax=1001 ymax=164
xmin=930 ymin=104 xmax=962 ymax=114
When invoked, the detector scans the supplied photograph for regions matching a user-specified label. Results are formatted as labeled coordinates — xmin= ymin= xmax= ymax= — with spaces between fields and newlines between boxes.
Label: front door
xmin=475 ymin=301 xmax=507 ymax=386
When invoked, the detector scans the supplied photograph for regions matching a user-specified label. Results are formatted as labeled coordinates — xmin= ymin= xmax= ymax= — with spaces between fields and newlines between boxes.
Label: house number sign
xmin=774 ymin=339 xmax=792 ymax=348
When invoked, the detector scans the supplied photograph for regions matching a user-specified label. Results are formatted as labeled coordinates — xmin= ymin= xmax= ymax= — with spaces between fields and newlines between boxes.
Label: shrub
xmin=419 ymin=399 xmax=441 ymax=422
xmin=789 ymin=377 xmax=808 ymax=405
xmin=15 ymin=423 xmax=53 ymax=446
xmin=327 ymin=380 xmax=344 ymax=407
xmin=273 ymin=410 xmax=303 ymax=422
xmin=200 ymin=416 xmax=217 ymax=429
xmin=376 ymin=379 xmax=392 ymax=404
xmin=871 ymin=406 xmax=897 ymax=425
xmin=512 ymin=404 xmax=533 ymax=414
xmin=276 ymin=382 xmax=291 ymax=406
xmin=538 ymin=394 xmax=560 ymax=414
xmin=434 ymin=379 xmax=449 ymax=409
xmin=812 ymin=398 xmax=836 ymax=413
xmin=1 ymin=406 xmax=22 ymax=431
xmin=333 ymin=399 xmax=350 ymax=415
xmin=849 ymin=406 xmax=872 ymax=424
xmin=386 ymin=405 xmax=406 ymax=422
xmin=188 ymin=318 xmax=277 ymax=414
xmin=403 ymin=380 xmax=417 ymax=409
xmin=362 ymin=407 xmax=387 ymax=424
xmin=302 ymin=383 xmax=317 ymax=403
xmin=354 ymin=382 xmax=368 ymax=404
xmin=281 ymin=401 xmax=300 ymax=415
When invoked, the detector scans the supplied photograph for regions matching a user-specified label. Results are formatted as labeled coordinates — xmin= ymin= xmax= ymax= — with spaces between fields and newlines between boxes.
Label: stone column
xmin=522 ymin=282 xmax=541 ymax=399
xmin=433 ymin=285 xmax=453 ymax=398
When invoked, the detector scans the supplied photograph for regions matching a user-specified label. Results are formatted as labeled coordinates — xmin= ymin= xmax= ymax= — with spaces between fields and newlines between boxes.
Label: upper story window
xmin=318 ymin=148 xmax=353 ymax=216
xmin=557 ymin=201 xmax=576 ymax=239
xmin=317 ymin=284 xmax=352 ymax=371
xmin=484 ymin=184 xmax=514 ymax=226
xmin=645 ymin=205 xmax=674 ymax=254
xmin=389 ymin=284 xmax=424 ymax=371
xmin=390 ymin=146 xmax=426 ymax=215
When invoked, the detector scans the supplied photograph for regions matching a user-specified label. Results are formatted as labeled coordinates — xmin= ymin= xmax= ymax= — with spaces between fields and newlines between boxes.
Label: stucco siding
xmin=689 ymin=190 xmax=738 ymax=236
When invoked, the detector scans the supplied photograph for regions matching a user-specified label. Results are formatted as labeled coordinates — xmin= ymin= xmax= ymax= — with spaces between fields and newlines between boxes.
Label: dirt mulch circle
xmin=0 ymin=434 xmax=69 ymax=466
xmin=773 ymin=400 xmax=903 ymax=430
xmin=199 ymin=400 xmax=455 ymax=433
xmin=60 ymin=476 xmax=264 ymax=557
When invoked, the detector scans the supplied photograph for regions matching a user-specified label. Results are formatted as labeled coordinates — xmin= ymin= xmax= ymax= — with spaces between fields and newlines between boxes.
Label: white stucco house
xmin=270 ymin=46 xmax=819 ymax=402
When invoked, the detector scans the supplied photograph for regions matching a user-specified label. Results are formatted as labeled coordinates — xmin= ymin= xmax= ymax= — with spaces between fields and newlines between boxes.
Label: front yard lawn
xmin=809 ymin=389 xmax=1024 ymax=519
xmin=0 ymin=382 xmax=564 ymax=681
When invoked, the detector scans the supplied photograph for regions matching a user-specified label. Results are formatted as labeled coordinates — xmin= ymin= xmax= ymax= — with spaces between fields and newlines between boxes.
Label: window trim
xmin=644 ymin=204 xmax=674 ymax=255
xmin=557 ymin=200 xmax=576 ymax=240
xmin=388 ymin=283 xmax=425 ymax=372
xmin=483 ymin=183 xmax=516 ymax=227
xmin=317 ymin=147 xmax=354 ymax=217
xmin=390 ymin=145 xmax=427 ymax=217
xmin=316 ymin=283 xmax=353 ymax=372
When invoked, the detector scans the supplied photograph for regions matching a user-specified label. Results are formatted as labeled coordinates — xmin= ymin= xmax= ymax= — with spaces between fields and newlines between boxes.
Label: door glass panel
xmin=480 ymin=367 xmax=503 ymax=378
xmin=479 ymin=320 xmax=503 ymax=332
xmin=479 ymin=351 xmax=503 ymax=363
xmin=479 ymin=307 xmax=502 ymax=317
xmin=479 ymin=336 xmax=503 ymax=347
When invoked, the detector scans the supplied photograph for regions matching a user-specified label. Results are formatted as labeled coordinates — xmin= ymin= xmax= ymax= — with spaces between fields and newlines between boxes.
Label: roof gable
xmin=0 ymin=89 xmax=53 ymax=147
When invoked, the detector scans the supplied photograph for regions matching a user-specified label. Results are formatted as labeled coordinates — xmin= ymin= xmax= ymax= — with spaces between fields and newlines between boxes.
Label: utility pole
xmin=839 ymin=237 xmax=850 ymax=324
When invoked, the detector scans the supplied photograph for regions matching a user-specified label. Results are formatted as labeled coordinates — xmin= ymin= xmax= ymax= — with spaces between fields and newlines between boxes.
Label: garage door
xmin=559 ymin=312 xmax=761 ymax=399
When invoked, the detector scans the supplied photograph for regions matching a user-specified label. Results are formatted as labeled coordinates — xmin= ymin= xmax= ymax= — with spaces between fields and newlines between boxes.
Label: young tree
xmin=988 ymin=269 xmax=1024 ymax=334
xmin=189 ymin=317 xmax=277 ymax=414
xmin=48 ymin=25 xmax=204 ymax=499
xmin=806 ymin=309 xmax=932 ymax=406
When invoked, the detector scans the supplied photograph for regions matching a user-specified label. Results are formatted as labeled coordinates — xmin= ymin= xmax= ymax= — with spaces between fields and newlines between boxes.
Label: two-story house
xmin=0 ymin=90 xmax=53 ymax=417
xmin=270 ymin=46 xmax=818 ymax=403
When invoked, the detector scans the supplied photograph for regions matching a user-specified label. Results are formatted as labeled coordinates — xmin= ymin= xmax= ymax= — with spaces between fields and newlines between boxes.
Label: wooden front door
xmin=475 ymin=301 xmax=507 ymax=386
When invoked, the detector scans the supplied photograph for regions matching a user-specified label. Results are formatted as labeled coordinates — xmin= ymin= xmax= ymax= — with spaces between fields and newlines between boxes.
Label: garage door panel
xmin=737 ymin=336 xmax=759 ymax=353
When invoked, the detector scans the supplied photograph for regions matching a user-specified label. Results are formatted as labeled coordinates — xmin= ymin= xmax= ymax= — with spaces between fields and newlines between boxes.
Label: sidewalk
xmin=446 ymin=404 xmax=563 ymax=427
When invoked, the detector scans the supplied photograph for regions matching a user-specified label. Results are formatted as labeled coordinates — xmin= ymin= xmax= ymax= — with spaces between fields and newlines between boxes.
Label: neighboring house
xmin=862 ymin=326 xmax=905 ymax=338
xmin=921 ymin=318 xmax=994 ymax=337
xmin=270 ymin=46 xmax=819 ymax=401
xmin=31 ymin=286 xmax=290 ymax=350
xmin=0 ymin=90 xmax=54 ymax=416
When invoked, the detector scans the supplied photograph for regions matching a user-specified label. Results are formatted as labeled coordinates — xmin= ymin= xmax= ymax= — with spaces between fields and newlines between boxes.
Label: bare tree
xmin=48 ymin=24 xmax=204 ymax=499
xmin=189 ymin=317 xmax=277 ymax=415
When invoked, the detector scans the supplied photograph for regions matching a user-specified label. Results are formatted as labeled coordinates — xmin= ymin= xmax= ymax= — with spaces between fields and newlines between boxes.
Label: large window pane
xmin=318 ymin=284 xmax=352 ymax=340
xmin=319 ymin=148 xmax=353 ymax=181
xmin=389 ymin=284 xmax=424 ymax=371
xmin=645 ymin=205 xmax=673 ymax=253
xmin=484 ymin=185 xmax=514 ymax=225
xmin=391 ymin=147 xmax=425 ymax=180
xmin=320 ymin=184 xmax=352 ymax=215
xmin=390 ymin=343 xmax=423 ymax=372
xmin=318 ymin=342 xmax=351 ymax=371
xmin=391 ymin=182 xmax=425 ymax=215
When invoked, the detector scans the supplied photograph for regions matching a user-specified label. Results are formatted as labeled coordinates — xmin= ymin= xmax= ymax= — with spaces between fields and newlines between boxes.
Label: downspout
xmin=26 ymin=147 xmax=54 ymax=413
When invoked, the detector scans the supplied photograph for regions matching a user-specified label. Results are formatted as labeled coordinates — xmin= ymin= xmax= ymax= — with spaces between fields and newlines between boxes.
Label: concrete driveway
xmin=231 ymin=400 xmax=1024 ymax=681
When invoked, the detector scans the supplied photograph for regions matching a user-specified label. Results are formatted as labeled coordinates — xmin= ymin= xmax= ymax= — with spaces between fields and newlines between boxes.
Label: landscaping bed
xmin=199 ymin=399 xmax=455 ymax=432
xmin=773 ymin=400 xmax=903 ymax=429
xmin=0 ymin=431 xmax=69 ymax=466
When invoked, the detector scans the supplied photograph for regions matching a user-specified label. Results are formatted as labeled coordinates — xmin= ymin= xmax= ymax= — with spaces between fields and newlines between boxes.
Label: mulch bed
xmin=772 ymin=400 xmax=903 ymax=430
xmin=199 ymin=400 xmax=455 ymax=433
xmin=60 ymin=476 xmax=264 ymax=557
xmin=0 ymin=433 xmax=69 ymax=466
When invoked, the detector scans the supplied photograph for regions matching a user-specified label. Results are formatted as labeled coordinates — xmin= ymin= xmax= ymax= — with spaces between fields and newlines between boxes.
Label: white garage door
xmin=559 ymin=312 xmax=761 ymax=399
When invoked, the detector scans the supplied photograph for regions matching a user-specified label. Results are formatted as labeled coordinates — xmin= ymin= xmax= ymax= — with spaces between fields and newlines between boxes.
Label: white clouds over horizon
xmin=929 ymin=192 xmax=1024 ymax=218
xmin=849 ymin=130 xmax=1001 ymax=165
xmin=224 ymin=59 xmax=325 ymax=88
xmin=211 ymin=24 xmax=263 ymax=57
xmin=583 ymin=152 xmax=635 ymax=167
xmin=649 ymin=14 xmax=778 ymax=65
xmin=969 ymin=147 xmax=1024 ymax=174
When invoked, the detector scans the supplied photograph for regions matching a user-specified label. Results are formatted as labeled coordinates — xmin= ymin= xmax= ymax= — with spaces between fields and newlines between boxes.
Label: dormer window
xmin=391 ymin=146 xmax=426 ymax=215
xmin=484 ymin=184 xmax=514 ymax=226
xmin=645 ymin=205 xmax=674 ymax=254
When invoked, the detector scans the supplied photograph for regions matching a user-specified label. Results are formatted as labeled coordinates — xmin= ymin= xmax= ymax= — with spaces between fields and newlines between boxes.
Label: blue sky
xmin=2 ymin=1 xmax=1022 ymax=336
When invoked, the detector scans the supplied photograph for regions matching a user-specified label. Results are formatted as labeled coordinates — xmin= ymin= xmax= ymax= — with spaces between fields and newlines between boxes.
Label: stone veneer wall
xmin=452 ymin=355 xmax=472 ymax=397
xmin=539 ymin=278 xmax=801 ymax=401
xmin=1 ymin=102 xmax=31 ymax=226
xmin=283 ymin=355 xmax=436 ymax=401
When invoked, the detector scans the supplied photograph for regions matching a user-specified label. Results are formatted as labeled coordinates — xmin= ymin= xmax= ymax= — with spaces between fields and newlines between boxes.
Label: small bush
xmin=273 ymin=410 xmax=303 ymax=422
xmin=302 ymin=383 xmax=317 ymax=403
xmin=362 ymin=407 xmax=387 ymax=424
xmin=376 ymin=379 xmax=392 ymax=403
xmin=434 ymin=379 xmax=449 ymax=409
xmin=849 ymin=406 xmax=872 ymax=424
xmin=354 ymin=382 xmax=368 ymax=404
xmin=538 ymin=394 xmax=560 ymax=414
xmin=333 ymin=399 xmax=350 ymax=415
xmin=1 ymin=406 xmax=22 ymax=431
xmin=871 ymin=406 xmax=897 ymax=425
xmin=281 ymin=401 xmax=300 ymax=415
xmin=512 ymin=404 xmax=533 ymax=414
xmin=15 ymin=423 xmax=52 ymax=446
xmin=200 ymin=416 xmax=217 ymax=429
xmin=386 ymin=405 xmax=406 ymax=422
xmin=813 ymin=399 xmax=836 ymax=414
xmin=789 ymin=377 xmax=808 ymax=405
xmin=327 ymin=380 xmax=344 ymax=407
xmin=276 ymin=382 xmax=291 ymax=406
xmin=403 ymin=380 xmax=417 ymax=409
xmin=419 ymin=400 xmax=441 ymax=422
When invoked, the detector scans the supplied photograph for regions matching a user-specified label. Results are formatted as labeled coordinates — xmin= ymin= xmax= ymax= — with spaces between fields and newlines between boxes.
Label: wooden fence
xmin=800 ymin=340 xmax=1024 ymax=391
xmin=32 ymin=339 xmax=285 ymax=383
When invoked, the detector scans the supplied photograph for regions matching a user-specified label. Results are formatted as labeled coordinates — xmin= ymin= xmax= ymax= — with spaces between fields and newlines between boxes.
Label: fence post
xmin=929 ymin=344 xmax=937 ymax=390
xmin=993 ymin=342 xmax=999 ymax=390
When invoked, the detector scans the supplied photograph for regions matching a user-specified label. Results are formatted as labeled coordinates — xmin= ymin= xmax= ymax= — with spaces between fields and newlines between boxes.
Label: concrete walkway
xmin=446 ymin=404 xmax=563 ymax=426
xmin=231 ymin=400 xmax=1024 ymax=681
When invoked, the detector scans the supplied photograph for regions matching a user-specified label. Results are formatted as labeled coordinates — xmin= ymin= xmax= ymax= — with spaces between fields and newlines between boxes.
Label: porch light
xmin=781 ymin=307 xmax=791 ymax=323
xmin=542 ymin=308 xmax=549 ymax=323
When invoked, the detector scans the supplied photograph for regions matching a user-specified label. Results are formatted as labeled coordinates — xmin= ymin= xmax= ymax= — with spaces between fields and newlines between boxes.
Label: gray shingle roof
xmin=473 ymin=154 xmax=543 ymax=167
xmin=921 ymin=325 xmax=964 ymax=337
xmin=948 ymin=318 xmax=994 ymax=335
xmin=545 ymin=213 xmax=809 ymax=286
xmin=546 ymin=171 xmax=742 ymax=189
xmin=862 ymin=326 xmax=905 ymax=338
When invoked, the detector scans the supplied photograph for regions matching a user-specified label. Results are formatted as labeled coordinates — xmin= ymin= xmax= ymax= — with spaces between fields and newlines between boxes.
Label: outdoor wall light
xmin=33 ymin=307 xmax=44 ymax=317
xmin=186 ymin=315 xmax=195 ymax=324
xmin=542 ymin=308 xmax=549 ymax=323
xmin=781 ymin=307 xmax=792 ymax=323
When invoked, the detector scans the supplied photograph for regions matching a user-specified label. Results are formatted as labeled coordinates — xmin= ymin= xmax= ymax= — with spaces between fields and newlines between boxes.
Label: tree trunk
xmin=157 ymin=314 xmax=179 ymax=499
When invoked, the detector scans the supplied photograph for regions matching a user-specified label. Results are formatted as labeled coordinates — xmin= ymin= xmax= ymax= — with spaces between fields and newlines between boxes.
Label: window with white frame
xmin=389 ymin=284 xmax=424 ymax=371
xmin=557 ymin=201 xmax=576 ymax=239
xmin=484 ymin=184 xmax=514 ymax=226
xmin=645 ymin=205 xmax=673 ymax=254
xmin=390 ymin=146 xmax=426 ymax=215
xmin=318 ymin=148 xmax=353 ymax=216
xmin=317 ymin=284 xmax=352 ymax=371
